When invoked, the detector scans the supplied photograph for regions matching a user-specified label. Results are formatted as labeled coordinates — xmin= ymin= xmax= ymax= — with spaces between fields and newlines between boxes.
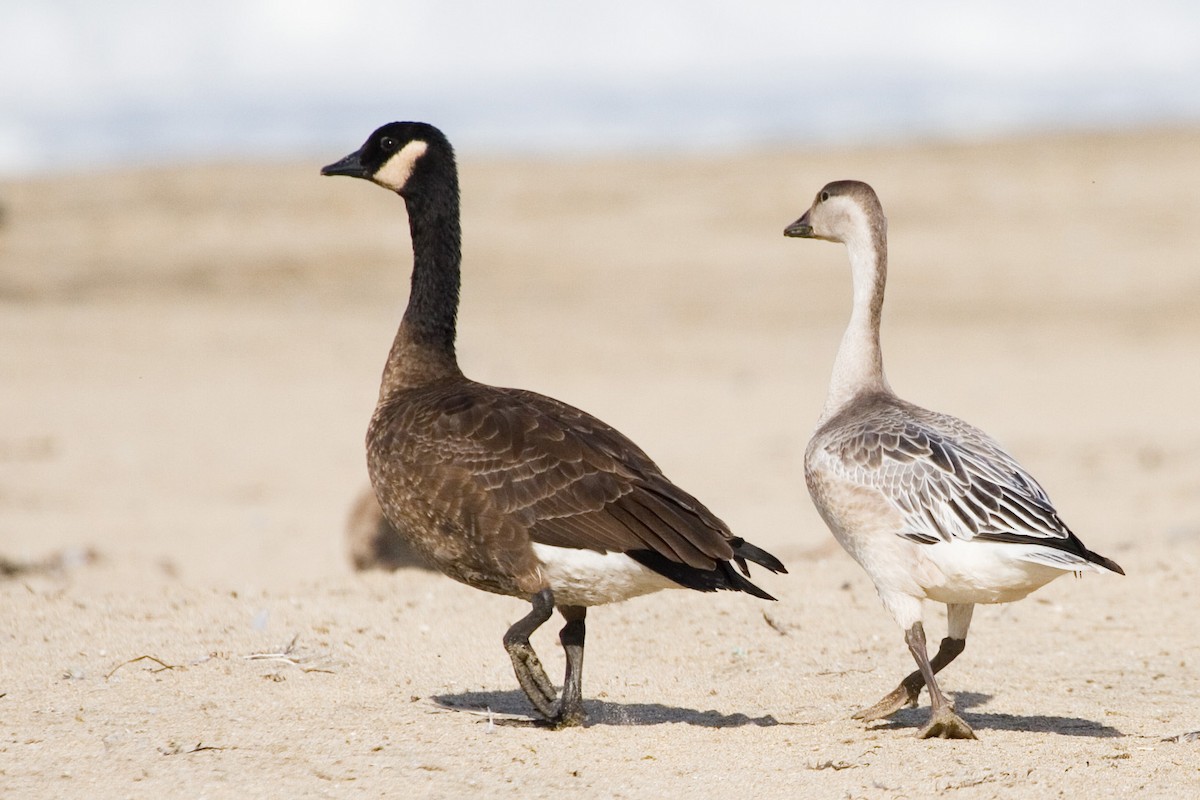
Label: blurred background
xmin=2 ymin=7 xmax=1200 ymax=796
xmin=1 ymin=1 xmax=1198 ymax=582
xmin=3 ymin=0 xmax=1200 ymax=174
xmin=4 ymin=8 xmax=1200 ymax=791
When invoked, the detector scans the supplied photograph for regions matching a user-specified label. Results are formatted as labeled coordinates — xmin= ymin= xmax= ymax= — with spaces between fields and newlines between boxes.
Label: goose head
xmin=321 ymin=121 xmax=453 ymax=198
xmin=783 ymin=180 xmax=884 ymax=245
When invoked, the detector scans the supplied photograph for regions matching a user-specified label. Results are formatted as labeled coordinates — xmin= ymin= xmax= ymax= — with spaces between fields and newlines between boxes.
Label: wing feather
xmin=811 ymin=395 xmax=1080 ymax=552
xmin=370 ymin=381 xmax=783 ymax=582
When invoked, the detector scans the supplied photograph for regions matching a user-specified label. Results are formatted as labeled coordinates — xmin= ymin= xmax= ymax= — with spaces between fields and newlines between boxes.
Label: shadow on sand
xmin=868 ymin=691 xmax=1124 ymax=738
xmin=432 ymin=690 xmax=785 ymax=728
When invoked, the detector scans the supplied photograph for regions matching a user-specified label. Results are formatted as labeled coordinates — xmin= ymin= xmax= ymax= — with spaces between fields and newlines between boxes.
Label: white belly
xmin=919 ymin=539 xmax=1071 ymax=604
xmin=532 ymin=544 xmax=681 ymax=607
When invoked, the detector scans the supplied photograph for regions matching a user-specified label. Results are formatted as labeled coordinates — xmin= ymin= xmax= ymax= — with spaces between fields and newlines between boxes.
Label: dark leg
xmin=853 ymin=636 xmax=966 ymax=721
xmin=502 ymin=588 xmax=558 ymax=720
xmin=855 ymin=602 xmax=973 ymax=722
xmin=553 ymin=605 xmax=587 ymax=728
xmin=905 ymin=621 xmax=975 ymax=739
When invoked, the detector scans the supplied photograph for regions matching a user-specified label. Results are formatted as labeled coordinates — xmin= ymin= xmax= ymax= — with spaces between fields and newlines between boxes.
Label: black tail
xmin=729 ymin=537 xmax=788 ymax=576
xmin=627 ymin=539 xmax=786 ymax=602
xmin=1086 ymin=548 xmax=1125 ymax=576
xmin=978 ymin=528 xmax=1125 ymax=576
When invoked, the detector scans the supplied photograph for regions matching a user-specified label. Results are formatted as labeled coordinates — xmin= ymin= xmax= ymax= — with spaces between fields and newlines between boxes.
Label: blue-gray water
xmin=3 ymin=0 xmax=1199 ymax=175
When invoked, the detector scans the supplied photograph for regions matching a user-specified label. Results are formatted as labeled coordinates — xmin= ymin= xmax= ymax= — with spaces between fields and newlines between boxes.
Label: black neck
xmin=403 ymin=178 xmax=461 ymax=356
xmin=380 ymin=160 xmax=465 ymax=395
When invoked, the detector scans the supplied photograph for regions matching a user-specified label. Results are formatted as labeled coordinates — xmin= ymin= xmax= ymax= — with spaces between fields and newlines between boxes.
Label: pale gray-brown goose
xmin=784 ymin=180 xmax=1122 ymax=739
xmin=321 ymin=122 xmax=785 ymax=728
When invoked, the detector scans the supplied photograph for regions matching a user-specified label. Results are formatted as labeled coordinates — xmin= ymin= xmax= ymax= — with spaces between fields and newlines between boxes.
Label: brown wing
xmin=370 ymin=380 xmax=742 ymax=571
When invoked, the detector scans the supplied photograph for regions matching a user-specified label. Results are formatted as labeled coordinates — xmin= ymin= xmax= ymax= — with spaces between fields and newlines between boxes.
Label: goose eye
xmin=380 ymin=136 xmax=398 ymax=153
xmin=820 ymin=191 xmax=830 ymax=202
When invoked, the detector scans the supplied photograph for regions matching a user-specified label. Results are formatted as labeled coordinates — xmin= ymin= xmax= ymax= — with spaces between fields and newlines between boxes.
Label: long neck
xmin=819 ymin=217 xmax=890 ymax=424
xmin=380 ymin=176 xmax=464 ymax=397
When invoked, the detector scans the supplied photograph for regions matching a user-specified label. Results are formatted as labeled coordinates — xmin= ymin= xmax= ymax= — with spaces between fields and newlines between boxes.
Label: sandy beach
xmin=2 ymin=128 xmax=1199 ymax=798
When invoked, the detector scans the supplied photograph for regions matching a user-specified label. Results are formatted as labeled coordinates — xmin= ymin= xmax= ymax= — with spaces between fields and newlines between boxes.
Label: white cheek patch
xmin=372 ymin=140 xmax=429 ymax=191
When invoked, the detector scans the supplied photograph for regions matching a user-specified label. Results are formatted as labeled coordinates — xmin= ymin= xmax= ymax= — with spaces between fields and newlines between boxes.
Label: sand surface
xmin=2 ymin=129 xmax=1199 ymax=798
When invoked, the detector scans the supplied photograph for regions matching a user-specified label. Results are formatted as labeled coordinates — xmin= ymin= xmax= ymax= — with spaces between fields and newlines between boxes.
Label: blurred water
xmin=2 ymin=0 xmax=1199 ymax=174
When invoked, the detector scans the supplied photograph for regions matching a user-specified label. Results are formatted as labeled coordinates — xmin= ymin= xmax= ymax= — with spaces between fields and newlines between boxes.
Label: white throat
xmin=373 ymin=140 xmax=429 ymax=192
xmin=819 ymin=206 xmax=891 ymax=424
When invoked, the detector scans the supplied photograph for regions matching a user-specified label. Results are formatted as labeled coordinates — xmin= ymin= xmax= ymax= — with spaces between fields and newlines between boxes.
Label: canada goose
xmin=322 ymin=122 xmax=785 ymax=728
xmin=784 ymin=180 xmax=1123 ymax=739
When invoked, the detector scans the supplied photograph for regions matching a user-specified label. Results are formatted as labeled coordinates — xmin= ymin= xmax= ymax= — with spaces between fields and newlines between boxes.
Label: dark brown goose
xmin=322 ymin=122 xmax=785 ymax=728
